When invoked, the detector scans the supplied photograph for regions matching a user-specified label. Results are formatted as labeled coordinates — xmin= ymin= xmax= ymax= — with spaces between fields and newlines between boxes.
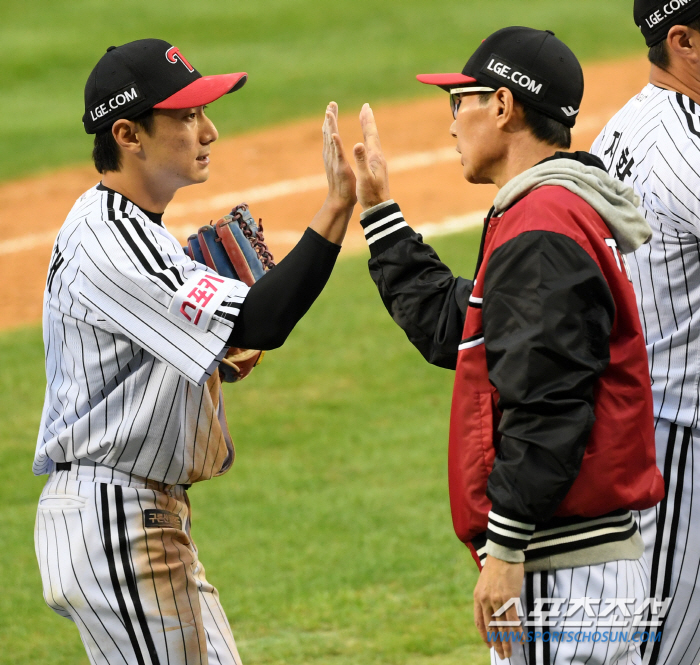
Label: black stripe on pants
xmin=527 ymin=572 xmax=537 ymax=664
xmin=100 ymin=483 xmax=147 ymax=665
xmin=114 ymin=485 xmax=162 ymax=665
xmin=541 ymin=572 xmax=550 ymax=665
xmin=646 ymin=426 xmax=691 ymax=665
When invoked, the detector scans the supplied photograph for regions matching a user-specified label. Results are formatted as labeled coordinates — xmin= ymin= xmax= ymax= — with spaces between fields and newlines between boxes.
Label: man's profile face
xmin=139 ymin=106 xmax=219 ymax=189
xmin=450 ymin=92 xmax=503 ymax=185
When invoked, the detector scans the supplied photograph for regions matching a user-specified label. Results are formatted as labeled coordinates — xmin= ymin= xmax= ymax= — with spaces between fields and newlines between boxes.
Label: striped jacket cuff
xmin=360 ymin=201 xmax=416 ymax=256
xmin=484 ymin=540 xmax=526 ymax=563
xmin=486 ymin=510 xmax=536 ymax=551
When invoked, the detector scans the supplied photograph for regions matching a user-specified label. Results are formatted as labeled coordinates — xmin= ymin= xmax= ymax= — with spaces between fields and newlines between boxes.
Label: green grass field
xmin=0 ymin=0 xmax=646 ymax=182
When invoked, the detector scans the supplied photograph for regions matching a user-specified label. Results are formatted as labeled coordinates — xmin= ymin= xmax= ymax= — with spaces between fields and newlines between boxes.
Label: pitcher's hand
xmin=309 ymin=103 xmax=356 ymax=245
xmin=323 ymin=102 xmax=357 ymax=210
xmin=353 ymin=104 xmax=392 ymax=211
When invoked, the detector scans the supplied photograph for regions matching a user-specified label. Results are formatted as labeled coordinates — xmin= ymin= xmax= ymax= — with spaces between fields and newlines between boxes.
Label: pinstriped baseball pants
xmin=638 ymin=418 xmax=700 ymax=665
xmin=34 ymin=469 xmax=242 ymax=665
xmin=490 ymin=559 xmax=648 ymax=665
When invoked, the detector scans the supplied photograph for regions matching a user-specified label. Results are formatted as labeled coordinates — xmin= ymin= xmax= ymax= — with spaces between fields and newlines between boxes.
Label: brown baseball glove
xmin=183 ymin=203 xmax=275 ymax=382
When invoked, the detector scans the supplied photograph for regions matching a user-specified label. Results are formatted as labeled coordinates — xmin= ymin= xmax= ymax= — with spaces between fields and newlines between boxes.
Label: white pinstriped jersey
xmin=34 ymin=184 xmax=249 ymax=484
xmin=591 ymin=84 xmax=700 ymax=428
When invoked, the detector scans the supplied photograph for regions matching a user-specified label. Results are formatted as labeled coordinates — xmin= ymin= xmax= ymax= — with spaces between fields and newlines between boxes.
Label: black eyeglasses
xmin=449 ymin=86 xmax=496 ymax=119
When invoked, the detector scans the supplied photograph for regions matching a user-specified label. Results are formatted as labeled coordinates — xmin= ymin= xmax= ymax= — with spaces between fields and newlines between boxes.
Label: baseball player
xmin=344 ymin=27 xmax=665 ymax=664
xmin=590 ymin=2 xmax=700 ymax=664
xmin=33 ymin=39 xmax=356 ymax=664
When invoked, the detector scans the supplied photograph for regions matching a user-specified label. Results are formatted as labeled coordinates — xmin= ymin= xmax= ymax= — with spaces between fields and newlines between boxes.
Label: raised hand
xmin=322 ymin=102 xmax=357 ymax=210
xmin=353 ymin=103 xmax=391 ymax=211
xmin=309 ymin=102 xmax=356 ymax=245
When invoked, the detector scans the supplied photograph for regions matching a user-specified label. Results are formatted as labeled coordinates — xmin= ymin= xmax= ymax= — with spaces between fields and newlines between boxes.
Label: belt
xmin=54 ymin=462 xmax=191 ymax=490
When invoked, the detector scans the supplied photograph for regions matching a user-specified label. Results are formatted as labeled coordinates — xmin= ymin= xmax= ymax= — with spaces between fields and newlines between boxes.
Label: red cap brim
xmin=154 ymin=72 xmax=247 ymax=109
xmin=416 ymin=73 xmax=478 ymax=87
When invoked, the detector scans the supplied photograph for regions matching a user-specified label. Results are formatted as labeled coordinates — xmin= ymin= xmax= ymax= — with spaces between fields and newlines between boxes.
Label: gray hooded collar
xmin=492 ymin=157 xmax=651 ymax=254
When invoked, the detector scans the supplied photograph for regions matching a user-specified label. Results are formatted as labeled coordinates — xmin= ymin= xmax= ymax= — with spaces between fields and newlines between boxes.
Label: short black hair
xmin=478 ymin=92 xmax=571 ymax=149
xmin=648 ymin=16 xmax=700 ymax=70
xmin=92 ymin=109 xmax=156 ymax=174
xmin=522 ymin=104 xmax=571 ymax=149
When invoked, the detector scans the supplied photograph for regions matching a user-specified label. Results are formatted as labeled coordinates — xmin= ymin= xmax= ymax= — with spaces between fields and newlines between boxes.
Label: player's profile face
xmin=140 ymin=106 xmax=219 ymax=188
xmin=449 ymin=92 xmax=500 ymax=185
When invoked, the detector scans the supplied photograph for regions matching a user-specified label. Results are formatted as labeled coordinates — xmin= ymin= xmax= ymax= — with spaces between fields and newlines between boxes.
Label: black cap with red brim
xmin=154 ymin=72 xmax=247 ymax=109
xmin=83 ymin=38 xmax=247 ymax=134
xmin=416 ymin=26 xmax=584 ymax=128
xmin=416 ymin=73 xmax=477 ymax=92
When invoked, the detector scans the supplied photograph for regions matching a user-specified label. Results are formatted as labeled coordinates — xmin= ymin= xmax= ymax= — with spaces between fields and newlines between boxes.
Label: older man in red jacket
xmin=344 ymin=27 xmax=665 ymax=665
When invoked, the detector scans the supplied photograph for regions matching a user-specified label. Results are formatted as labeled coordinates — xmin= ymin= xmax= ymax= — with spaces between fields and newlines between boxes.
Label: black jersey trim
xmin=97 ymin=183 xmax=164 ymax=226
xmin=127 ymin=217 xmax=184 ymax=287
xmin=112 ymin=216 xmax=178 ymax=292
xmin=675 ymin=92 xmax=700 ymax=141
xmin=215 ymin=311 xmax=238 ymax=324
xmin=47 ymin=250 xmax=65 ymax=293
xmin=106 ymin=191 xmax=178 ymax=293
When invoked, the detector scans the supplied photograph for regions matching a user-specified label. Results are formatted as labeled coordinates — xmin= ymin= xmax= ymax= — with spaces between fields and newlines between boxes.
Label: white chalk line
xmin=251 ymin=210 xmax=489 ymax=250
xmin=416 ymin=210 xmax=487 ymax=238
xmin=0 ymin=109 xmax=614 ymax=257
xmin=0 ymin=210 xmax=487 ymax=258
xmin=164 ymin=146 xmax=460 ymax=220
xmin=0 ymin=230 xmax=62 ymax=255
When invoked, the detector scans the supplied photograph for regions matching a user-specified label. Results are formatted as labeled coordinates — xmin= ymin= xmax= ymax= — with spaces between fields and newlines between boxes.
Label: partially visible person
xmin=346 ymin=26 xmax=664 ymax=664
xmin=591 ymin=2 xmax=700 ymax=664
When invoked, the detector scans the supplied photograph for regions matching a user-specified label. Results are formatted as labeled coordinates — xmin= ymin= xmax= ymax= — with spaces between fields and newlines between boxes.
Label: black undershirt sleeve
xmin=227 ymin=227 xmax=340 ymax=350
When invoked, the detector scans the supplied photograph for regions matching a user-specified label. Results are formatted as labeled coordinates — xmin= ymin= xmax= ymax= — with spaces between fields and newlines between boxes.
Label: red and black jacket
xmin=362 ymin=153 xmax=664 ymax=567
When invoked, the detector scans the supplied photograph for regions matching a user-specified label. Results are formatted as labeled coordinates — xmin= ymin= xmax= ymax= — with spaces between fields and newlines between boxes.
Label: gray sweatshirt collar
xmin=492 ymin=158 xmax=651 ymax=254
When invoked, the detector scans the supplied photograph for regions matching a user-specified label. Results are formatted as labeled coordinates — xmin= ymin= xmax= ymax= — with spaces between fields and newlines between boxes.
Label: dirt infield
xmin=0 ymin=56 xmax=650 ymax=330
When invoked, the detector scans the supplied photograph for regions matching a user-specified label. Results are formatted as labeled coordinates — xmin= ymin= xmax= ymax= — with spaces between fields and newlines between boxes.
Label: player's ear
xmin=667 ymin=25 xmax=700 ymax=65
xmin=112 ymin=119 xmax=143 ymax=155
xmin=494 ymin=88 xmax=518 ymax=130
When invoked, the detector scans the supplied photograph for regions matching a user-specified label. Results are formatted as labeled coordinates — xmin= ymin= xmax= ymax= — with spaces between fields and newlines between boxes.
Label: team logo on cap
xmin=165 ymin=46 xmax=195 ymax=73
xmin=481 ymin=55 xmax=549 ymax=101
xmin=562 ymin=106 xmax=580 ymax=117
xmin=644 ymin=0 xmax=696 ymax=29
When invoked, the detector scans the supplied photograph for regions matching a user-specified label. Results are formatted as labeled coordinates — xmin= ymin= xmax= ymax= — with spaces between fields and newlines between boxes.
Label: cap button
xmin=545 ymin=30 xmax=555 ymax=36
xmin=106 ymin=45 xmax=117 ymax=52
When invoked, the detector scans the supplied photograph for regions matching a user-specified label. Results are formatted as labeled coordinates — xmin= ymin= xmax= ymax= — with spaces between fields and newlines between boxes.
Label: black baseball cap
xmin=634 ymin=0 xmax=700 ymax=46
xmin=83 ymin=39 xmax=247 ymax=134
xmin=416 ymin=27 xmax=584 ymax=128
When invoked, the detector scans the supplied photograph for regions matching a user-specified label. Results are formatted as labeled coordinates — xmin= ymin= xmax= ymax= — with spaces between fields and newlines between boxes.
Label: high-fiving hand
xmin=322 ymin=102 xmax=357 ymax=210
xmin=310 ymin=102 xmax=357 ymax=245
xmin=353 ymin=104 xmax=392 ymax=211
